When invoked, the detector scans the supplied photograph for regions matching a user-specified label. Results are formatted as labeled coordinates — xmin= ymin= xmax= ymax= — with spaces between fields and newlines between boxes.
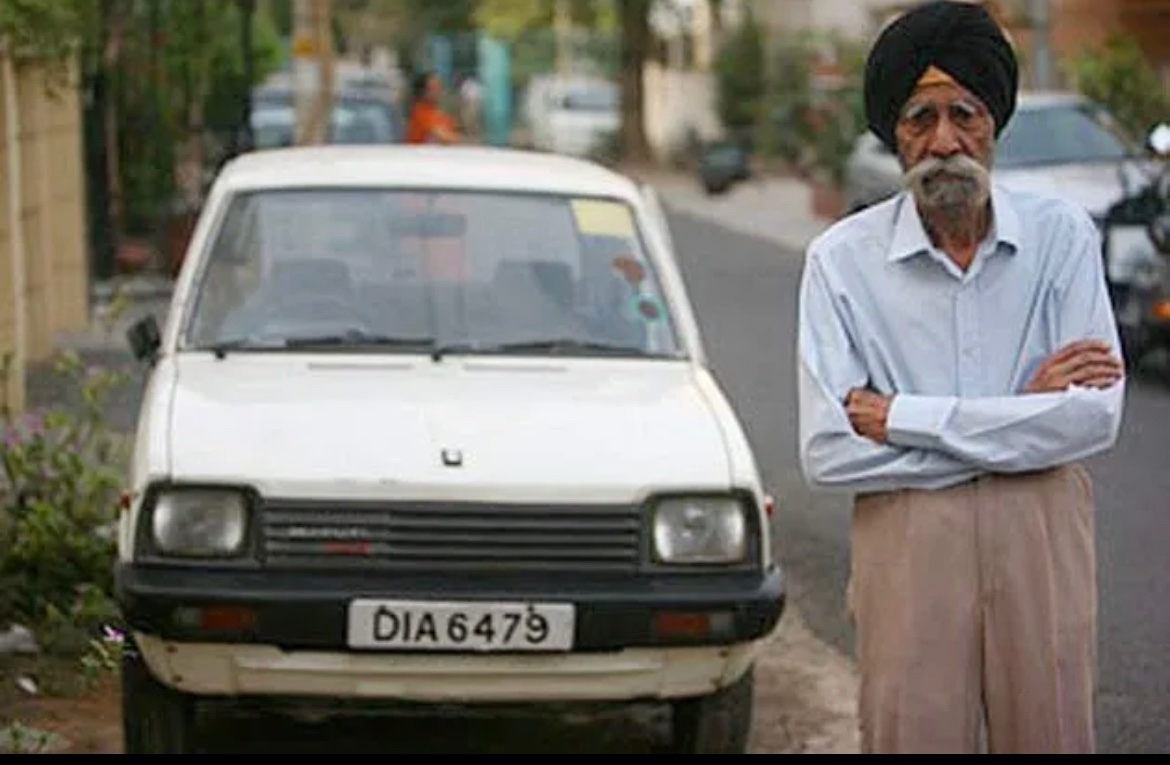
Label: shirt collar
xmin=887 ymin=184 xmax=1022 ymax=262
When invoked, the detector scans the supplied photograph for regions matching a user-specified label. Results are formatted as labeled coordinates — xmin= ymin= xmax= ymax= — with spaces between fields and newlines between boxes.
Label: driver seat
xmin=218 ymin=259 xmax=356 ymax=340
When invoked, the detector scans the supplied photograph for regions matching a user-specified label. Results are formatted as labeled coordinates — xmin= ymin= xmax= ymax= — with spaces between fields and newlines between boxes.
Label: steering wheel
xmin=257 ymin=294 xmax=374 ymax=334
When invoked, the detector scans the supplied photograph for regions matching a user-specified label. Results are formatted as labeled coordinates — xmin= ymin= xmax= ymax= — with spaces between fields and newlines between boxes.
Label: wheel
xmin=122 ymin=642 xmax=198 ymax=753
xmin=669 ymin=666 xmax=755 ymax=753
xmin=703 ymin=178 xmax=731 ymax=196
xmin=1115 ymin=287 xmax=1151 ymax=370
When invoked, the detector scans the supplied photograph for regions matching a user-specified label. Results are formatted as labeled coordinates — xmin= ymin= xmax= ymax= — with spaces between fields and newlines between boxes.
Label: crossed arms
xmin=797 ymin=243 xmax=1126 ymax=494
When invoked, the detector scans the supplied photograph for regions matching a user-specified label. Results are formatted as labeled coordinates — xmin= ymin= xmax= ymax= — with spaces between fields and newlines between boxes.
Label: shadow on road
xmin=196 ymin=706 xmax=667 ymax=753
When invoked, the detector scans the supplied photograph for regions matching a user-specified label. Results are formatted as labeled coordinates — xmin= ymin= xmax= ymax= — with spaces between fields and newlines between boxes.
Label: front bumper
xmin=117 ymin=564 xmax=785 ymax=701
xmin=116 ymin=564 xmax=785 ymax=651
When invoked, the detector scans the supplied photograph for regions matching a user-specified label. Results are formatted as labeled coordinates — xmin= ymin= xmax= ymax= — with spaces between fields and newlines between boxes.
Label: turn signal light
xmin=1152 ymin=300 xmax=1170 ymax=322
xmin=653 ymin=611 xmax=733 ymax=640
xmin=174 ymin=606 xmax=257 ymax=633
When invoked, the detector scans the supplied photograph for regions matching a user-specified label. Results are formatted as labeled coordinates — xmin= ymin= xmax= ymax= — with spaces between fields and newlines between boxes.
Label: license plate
xmin=347 ymin=599 xmax=575 ymax=651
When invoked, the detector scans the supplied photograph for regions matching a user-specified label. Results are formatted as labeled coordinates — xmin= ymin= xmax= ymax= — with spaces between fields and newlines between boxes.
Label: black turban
xmin=863 ymin=0 xmax=1019 ymax=151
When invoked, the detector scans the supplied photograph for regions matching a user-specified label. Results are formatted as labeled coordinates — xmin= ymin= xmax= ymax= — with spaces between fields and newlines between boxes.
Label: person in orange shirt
xmin=405 ymin=71 xmax=461 ymax=145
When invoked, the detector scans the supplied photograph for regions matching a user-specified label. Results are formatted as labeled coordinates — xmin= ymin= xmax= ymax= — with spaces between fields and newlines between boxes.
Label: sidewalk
xmin=623 ymin=166 xmax=832 ymax=254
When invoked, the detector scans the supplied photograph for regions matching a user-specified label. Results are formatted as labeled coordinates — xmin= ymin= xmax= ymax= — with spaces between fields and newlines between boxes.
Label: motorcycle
xmin=1103 ymin=123 xmax=1170 ymax=370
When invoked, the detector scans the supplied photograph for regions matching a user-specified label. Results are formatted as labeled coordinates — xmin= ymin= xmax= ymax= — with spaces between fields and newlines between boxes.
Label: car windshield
xmin=182 ymin=189 xmax=683 ymax=358
xmin=252 ymin=96 xmax=399 ymax=148
xmin=560 ymin=85 xmax=619 ymax=112
xmin=995 ymin=102 xmax=1139 ymax=169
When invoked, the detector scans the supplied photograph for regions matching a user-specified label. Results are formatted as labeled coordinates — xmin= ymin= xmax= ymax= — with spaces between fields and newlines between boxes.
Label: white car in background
xmin=525 ymin=75 xmax=621 ymax=158
xmin=118 ymin=145 xmax=785 ymax=753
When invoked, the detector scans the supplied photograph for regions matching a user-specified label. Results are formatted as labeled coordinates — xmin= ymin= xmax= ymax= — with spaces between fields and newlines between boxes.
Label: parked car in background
xmin=843 ymin=91 xmax=1154 ymax=228
xmin=524 ymin=75 xmax=621 ymax=158
xmin=697 ymin=140 xmax=752 ymax=195
xmin=250 ymin=82 xmax=404 ymax=149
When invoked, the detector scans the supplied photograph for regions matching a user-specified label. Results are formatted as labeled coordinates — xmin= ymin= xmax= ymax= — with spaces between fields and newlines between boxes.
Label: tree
xmin=1067 ymin=34 xmax=1170 ymax=143
xmin=472 ymin=0 xmax=615 ymax=40
xmin=333 ymin=0 xmax=475 ymax=54
xmin=0 ymin=0 xmax=95 ymax=68
xmin=714 ymin=5 xmax=765 ymax=136
xmin=619 ymin=0 xmax=652 ymax=163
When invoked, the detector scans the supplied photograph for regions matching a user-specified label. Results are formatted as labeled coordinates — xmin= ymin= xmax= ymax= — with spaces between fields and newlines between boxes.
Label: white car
xmin=117 ymin=145 xmax=786 ymax=753
xmin=525 ymin=75 xmax=621 ymax=158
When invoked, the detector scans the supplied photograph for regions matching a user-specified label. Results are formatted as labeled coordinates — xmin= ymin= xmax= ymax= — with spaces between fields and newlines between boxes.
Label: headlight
xmin=652 ymin=497 xmax=748 ymax=564
xmin=151 ymin=489 xmax=248 ymax=557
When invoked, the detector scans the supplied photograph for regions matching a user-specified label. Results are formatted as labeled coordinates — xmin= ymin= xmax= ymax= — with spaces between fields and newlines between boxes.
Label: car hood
xmin=164 ymin=354 xmax=733 ymax=502
xmin=995 ymin=160 xmax=1153 ymax=219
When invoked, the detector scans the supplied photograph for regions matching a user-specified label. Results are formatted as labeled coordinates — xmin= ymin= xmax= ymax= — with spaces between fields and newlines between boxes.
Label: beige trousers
xmin=848 ymin=464 xmax=1097 ymax=754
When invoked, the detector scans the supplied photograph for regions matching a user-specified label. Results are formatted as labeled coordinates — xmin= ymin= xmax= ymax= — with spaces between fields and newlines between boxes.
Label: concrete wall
xmin=0 ymin=55 xmax=90 ymax=415
xmin=643 ymin=61 xmax=723 ymax=163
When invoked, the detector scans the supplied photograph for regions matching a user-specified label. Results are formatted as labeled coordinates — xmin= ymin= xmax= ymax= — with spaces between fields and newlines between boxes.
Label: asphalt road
xmin=666 ymin=210 xmax=1170 ymax=755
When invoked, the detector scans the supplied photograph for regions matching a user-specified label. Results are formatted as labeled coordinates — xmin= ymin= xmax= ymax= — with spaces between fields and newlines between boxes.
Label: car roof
xmin=214 ymin=145 xmax=643 ymax=200
xmin=1016 ymin=90 xmax=1093 ymax=110
xmin=253 ymin=83 xmax=393 ymax=104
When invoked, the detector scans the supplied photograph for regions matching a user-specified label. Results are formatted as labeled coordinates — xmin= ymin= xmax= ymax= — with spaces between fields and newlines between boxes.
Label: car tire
xmin=1116 ymin=287 xmax=1151 ymax=370
xmin=669 ymin=666 xmax=755 ymax=754
xmin=703 ymin=179 xmax=731 ymax=196
xmin=122 ymin=642 xmax=198 ymax=754
xmin=1119 ymin=322 xmax=1150 ymax=371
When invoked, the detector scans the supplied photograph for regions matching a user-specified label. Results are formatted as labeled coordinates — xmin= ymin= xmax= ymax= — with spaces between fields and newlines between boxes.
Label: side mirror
xmin=1148 ymin=123 xmax=1170 ymax=156
xmin=126 ymin=315 xmax=162 ymax=363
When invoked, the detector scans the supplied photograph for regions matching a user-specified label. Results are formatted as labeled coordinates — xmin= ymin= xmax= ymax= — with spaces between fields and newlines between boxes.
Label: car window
xmin=330 ymin=100 xmax=399 ymax=144
xmin=995 ymin=103 xmax=1138 ymax=168
xmin=558 ymin=85 xmax=619 ymax=112
xmin=182 ymin=189 xmax=682 ymax=358
xmin=251 ymin=97 xmax=399 ymax=148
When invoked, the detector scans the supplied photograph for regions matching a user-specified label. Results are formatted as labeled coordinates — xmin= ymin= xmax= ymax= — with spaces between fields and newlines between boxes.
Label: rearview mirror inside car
xmin=389 ymin=212 xmax=467 ymax=237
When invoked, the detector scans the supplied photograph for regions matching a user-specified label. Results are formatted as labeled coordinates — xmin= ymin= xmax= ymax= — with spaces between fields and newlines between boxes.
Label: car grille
xmin=260 ymin=501 xmax=644 ymax=573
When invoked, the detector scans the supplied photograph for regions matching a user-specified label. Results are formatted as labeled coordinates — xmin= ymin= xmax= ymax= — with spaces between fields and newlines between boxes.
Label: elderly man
xmin=796 ymin=0 xmax=1126 ymax=754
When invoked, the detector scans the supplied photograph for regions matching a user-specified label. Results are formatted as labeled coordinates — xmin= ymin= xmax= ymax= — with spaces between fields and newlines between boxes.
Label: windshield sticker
xmin=636 ymin=297 xmax=663 ymax=321
xmin=611 ymin=255 xmax=645 ymax=285
xmin=572 ymin=199 xmax=635 ymax=239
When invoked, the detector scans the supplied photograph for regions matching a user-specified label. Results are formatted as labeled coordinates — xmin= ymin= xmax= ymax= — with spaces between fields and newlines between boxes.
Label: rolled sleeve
xmin=887 ymin=394 xmax=957 ymax=450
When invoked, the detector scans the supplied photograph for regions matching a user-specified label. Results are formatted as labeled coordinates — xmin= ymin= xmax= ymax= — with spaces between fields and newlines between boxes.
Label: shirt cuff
xmin=887 ymin=394 xmax=956 ymax=449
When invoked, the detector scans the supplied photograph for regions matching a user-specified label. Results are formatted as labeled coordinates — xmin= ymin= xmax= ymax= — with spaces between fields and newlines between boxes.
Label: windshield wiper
xmin=204 ymin=337 xmax=283 ymax=359
xmin=204 ymin=331 xmax=435 ymax=358
xmin=281 ymin=331 xmax=435 ymax=350
xmin=486 ymin=338 xmax=654 ymax=357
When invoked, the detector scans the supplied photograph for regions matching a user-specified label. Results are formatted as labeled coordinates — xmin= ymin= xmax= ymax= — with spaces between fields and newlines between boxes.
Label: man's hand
xmin=846 ymin=388 xmax=893 ymax=444
xmin=1025 ymin=340 xmax=1124 ymax=394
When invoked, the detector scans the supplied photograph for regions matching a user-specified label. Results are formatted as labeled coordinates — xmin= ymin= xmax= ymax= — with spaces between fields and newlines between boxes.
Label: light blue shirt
xmin=797 ymin=185 xmax=1126 ymax=493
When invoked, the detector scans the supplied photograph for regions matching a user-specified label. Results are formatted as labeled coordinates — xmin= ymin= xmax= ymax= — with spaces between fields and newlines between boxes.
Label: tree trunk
xmin=708 ymin=0 xmax=723 ymax=44
xmin=102 ymin=0 xmax=127 ymax=248
xmin=619 ymin=0 xmax=652 ymax=164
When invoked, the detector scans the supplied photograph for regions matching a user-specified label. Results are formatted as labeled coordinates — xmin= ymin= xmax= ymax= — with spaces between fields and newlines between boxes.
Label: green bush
xmin=806 ymin=38 xmax=867 ymax=187
xmin=1066 ymin=34 xmax=1170 ymax=144
xmin=714 ymin=7 xmax=766 ymax=138
xmin=0 ymin=351 xmax=129 ymax=636
xmin=759 ymin=35 xmax=815 ymax=167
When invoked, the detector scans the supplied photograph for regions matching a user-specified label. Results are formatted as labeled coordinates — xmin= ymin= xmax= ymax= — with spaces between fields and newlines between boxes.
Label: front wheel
xmin=669 ymin=666 xmax=755 ymax=753
xmin=122 ymin=644 xmax=198 ymax=753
